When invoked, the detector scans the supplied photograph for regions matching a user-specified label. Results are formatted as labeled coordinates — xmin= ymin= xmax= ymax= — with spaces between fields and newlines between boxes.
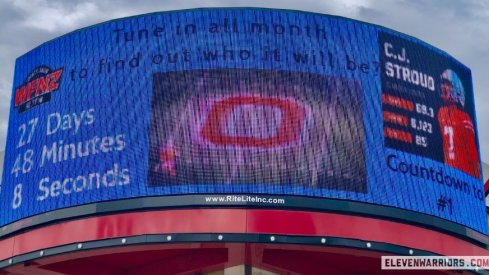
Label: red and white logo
xmin=14 ymin=66 xmax=63 ymax=113
xmin=199 ymin=95 xmax=309 ymax=148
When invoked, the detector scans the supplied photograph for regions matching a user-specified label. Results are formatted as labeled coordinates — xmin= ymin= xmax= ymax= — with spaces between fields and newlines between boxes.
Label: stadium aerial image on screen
xmin=148 ymin=69 xmax=366 ymax=192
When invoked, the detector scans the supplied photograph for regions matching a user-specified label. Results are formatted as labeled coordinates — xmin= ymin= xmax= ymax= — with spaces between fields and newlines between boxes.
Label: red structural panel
xmin=0 ymin=209 xmax=487 ymax=262
xmin=3 ymin=243 xmax=451 ymax=275
xmin=246 ymin=209 xmax=488 ymax=256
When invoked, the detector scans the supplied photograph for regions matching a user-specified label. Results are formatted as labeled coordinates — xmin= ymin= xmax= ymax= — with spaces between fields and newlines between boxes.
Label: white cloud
xmin=330 ymin=0 xmax=372 ymax=15
xmin=9 ymin=0 xmax=100 ymax=32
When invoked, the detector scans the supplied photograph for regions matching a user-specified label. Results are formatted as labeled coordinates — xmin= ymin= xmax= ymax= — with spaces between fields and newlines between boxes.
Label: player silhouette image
xmin=437 ymin=69 xmax=480 ymax=178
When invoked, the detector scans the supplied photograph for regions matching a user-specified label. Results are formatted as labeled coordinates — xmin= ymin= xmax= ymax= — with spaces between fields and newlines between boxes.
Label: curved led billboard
xmin=1 ymin=8 xmax=486 ymax=236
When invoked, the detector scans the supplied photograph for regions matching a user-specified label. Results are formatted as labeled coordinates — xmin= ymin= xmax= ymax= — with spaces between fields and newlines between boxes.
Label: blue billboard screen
xmin=1 ymin=8 xmax=486 ymax=234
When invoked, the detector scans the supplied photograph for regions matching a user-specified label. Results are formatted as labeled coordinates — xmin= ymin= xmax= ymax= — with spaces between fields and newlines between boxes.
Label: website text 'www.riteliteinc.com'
xmin=204 ymin=195 xmax=285 ymax=205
